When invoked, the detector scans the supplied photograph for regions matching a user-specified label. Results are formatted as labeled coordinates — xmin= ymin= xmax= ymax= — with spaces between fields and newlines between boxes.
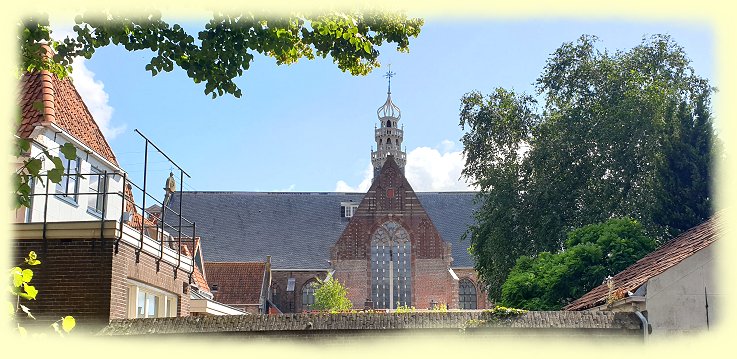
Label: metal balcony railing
xmin=21 ymin=170 xmax=196 ymax=278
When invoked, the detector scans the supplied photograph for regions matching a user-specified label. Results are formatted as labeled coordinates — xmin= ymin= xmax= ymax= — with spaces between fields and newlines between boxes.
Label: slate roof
xmin=167 ymin=191 xmax=479 ymax=269
xmin=18 ymin=70 xmax=119 ymax=166
xmin=565 ymin=214 xmax=723 ymax=311
xmin=204 ymin=262 xmax=266 ymax=306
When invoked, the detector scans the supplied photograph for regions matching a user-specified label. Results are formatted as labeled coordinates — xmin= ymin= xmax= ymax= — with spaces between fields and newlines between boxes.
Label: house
xmin=11 ymin=58 xmax=235 ymax=331
xmin=564 ymin=215 xmax=723 ymax=336
xmin=180 ymin=238 xmax=246 ymax=316
xmin=203 ymin=258 xmax=272 ymax=314
xmin=165 ymin=82 xmax=491 ymax=312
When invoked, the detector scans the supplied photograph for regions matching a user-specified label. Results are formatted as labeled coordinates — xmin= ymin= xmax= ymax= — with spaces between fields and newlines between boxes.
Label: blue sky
xmin=54 ymin=17 xmax=715 ymax=195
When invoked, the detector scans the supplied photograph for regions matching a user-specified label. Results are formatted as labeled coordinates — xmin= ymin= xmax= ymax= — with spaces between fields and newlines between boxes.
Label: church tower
xmin=331 ymin=67 xmax=456 ymax=310
xmin=371 ymin=67 xmax=406 ymax=179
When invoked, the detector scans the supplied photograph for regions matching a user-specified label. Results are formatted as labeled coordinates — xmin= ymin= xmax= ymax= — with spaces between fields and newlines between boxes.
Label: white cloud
xmin=335 ymin=163 xmax=373 ymax=192
xmin=334 ymin=140 xmax=476 ymax=192
xmin=405 ymin=142 xmax=476 ymax=192
xmin=70 ymin=58 xmax=126 ymax=139
xmin=272 ymin=184 xmax=296 ymax=192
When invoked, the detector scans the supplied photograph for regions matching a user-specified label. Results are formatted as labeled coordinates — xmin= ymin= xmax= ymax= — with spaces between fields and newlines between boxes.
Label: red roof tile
xmin=18 ymin=70 xmax=118 ymax=166
xmin=565 ymin=214 xmax=723 ymax=311
xmin=204 ymin=262 xmax=266 ymax=306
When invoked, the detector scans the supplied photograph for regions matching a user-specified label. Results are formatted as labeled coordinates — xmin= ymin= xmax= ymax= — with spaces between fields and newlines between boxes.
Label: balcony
xmin=375 ymin=128 xmax=404 ymax=138
xmin=15 ymin=171 xmax=196 ymax=274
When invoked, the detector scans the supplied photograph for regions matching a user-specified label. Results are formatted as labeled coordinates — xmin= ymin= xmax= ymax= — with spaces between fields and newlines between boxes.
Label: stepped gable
xmin=18 ymin=70 xmax=118 ymax=166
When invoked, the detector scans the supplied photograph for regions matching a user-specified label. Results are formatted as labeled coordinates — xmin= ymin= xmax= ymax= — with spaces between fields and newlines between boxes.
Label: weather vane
xmin=384 ymin=64 xmax=395 ymax=94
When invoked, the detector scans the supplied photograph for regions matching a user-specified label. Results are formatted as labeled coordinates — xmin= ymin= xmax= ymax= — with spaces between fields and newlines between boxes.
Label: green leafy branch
xmin=7 ymin=251 xmax=76 ymax=336
xmin=13 ymin=132 xmax=77 ymax=209
xmin=21 ymin=10 xmax=422 ymax=99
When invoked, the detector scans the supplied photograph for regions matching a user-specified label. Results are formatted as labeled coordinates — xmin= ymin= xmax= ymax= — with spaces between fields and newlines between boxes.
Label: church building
xmin=168 ymin=75 xmax=490 ymax=312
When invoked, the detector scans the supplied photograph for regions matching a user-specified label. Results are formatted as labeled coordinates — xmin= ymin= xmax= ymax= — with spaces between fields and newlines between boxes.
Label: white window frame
xmin=55 ymin=153 xmax=80 ymax=201
xmin=127 ymin=281 xmax=178 ymax=319
xmin=340 ymin=202 xmax=359 ymax=218
xmin=87 ymin=166 xmax=105 ymax=214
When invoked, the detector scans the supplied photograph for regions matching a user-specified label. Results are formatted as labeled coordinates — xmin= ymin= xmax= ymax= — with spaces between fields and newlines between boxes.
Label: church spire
xmin=371 ymin=66 xmax=406 ymax=179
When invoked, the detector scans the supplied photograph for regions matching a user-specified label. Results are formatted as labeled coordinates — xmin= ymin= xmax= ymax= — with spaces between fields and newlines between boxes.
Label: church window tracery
xmin=370 ymin=221 xmax=411 ymax=309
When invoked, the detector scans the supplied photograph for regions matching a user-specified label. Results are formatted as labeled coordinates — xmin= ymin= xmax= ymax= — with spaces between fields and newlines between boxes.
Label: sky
xmin=51 ymin=17 xmax=715 ymax=195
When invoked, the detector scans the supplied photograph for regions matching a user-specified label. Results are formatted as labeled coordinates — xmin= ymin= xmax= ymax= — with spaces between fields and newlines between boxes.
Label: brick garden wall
xmin=98 ymin=310 xmax=644 ymax=341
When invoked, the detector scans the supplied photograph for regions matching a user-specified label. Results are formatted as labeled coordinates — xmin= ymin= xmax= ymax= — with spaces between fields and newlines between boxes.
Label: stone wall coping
xmin=98 ymin=310 xmax=641 ymax=336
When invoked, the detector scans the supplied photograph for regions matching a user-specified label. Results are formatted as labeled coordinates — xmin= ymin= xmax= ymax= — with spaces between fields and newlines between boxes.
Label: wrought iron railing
xmin=21 ymin=170 xmax=197 ymax=279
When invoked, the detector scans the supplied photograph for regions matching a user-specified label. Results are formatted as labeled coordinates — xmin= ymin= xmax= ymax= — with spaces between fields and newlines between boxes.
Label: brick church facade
xmin=171 ymin=79 xmax=491 ymax=312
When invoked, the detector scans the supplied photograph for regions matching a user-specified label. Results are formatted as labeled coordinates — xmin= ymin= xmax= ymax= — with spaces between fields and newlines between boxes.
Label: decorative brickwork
xmin=332 ymin=156 xmax=454 ymax=309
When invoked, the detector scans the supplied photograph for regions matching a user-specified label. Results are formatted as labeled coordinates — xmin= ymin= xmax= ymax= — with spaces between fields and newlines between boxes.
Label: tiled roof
xmin=19 ymin=70 xmax=118 ymax=166
xmin=565 ymin=215 xmax=723 ymax=311
xmin=204 ymin=262 xmax=266 ymax=306
xmin=166 ymin=191 xmax=479 ymax=269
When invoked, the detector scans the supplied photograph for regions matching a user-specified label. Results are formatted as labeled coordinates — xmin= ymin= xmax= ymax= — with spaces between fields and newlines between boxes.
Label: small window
xmin=56 ymin=152 xmax=80 ymax=201
xmin=88 ymin=167 xmax=105 ymax=213
xmin=340 ymin=202 xmax=359 ymax=218
xmin=302 ymin=281 xmax=317 ymax=311
xmin=386 ymin=120 xmax=392 ymax=127
xmin=286 ymin=278 xmax=296 ymax=292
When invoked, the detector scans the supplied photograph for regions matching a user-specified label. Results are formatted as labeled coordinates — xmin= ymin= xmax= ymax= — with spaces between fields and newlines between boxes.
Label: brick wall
xmin=109 ymin=238 xmax=191 ymax=320
xmin=331 ymin=157 xmax=454 ymax=309
xmin=13 ymin=230 xmax=192 ymax=333
xmin=332 ymin=259 xmax=369 ymax=307
xmin=271 ymin=270 xmax=324 ymax=313
xmin=414 ymin=259 xmax=455 ymax=309
xmin=452 ymin=268 xmax=492 ymax=309
xmin=12 ymin=239 xmax=114 ymax=332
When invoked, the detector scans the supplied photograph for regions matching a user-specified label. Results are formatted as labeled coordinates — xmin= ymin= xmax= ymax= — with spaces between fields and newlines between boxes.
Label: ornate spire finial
xmin=384 ymin=64 xmax=395 ymax=95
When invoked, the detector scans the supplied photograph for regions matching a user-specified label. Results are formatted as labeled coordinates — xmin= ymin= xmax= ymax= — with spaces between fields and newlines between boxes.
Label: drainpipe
xmin=634 ymin=311 xmax=649 ymax=343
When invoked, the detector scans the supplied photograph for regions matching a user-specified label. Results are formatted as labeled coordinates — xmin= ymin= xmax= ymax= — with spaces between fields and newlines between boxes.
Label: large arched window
xmin=458 ymin=278 xmax=477 ymax=309
xmin=301 ymin=280 xmax=317 ymax=312
xmin=371 ymin=221 xmax=411 ymax=309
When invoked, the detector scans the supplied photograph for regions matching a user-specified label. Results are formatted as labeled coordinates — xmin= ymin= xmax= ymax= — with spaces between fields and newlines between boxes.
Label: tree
xmin=20 ymin=12 xmax=424 ymax=98
xmin=500 ymin=218 xmax=656 ymax=310
xmin=15 ymin=11 xmax=424 ymax=208
xmin=311 ymin=272 xmax=352 ymax=312
xmin=460 ymin=35 xmax=716 ymax=301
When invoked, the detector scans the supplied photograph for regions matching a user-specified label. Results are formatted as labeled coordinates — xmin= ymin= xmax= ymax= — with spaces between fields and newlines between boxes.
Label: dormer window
xmin=340 ymin=202 xmax=359 ymax=218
